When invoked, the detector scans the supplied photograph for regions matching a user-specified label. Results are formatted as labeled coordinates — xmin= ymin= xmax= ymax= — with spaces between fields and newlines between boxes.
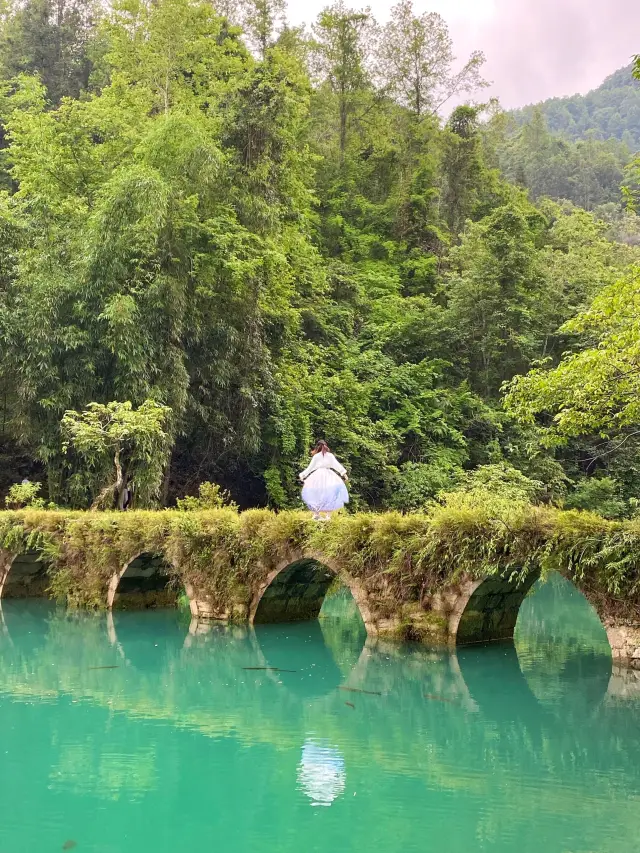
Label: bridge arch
xmin=107 ymin=551 xmax=187 ymax=610
xmin=447 ymin=570 xmax=617 ymax=661
xmin=249 ymin=551 xmax=376 ymax=634
xmin=0 ymin=550 xmax=50 ymax=599
xmin=453 ymin=572 xmax=541 ymax=646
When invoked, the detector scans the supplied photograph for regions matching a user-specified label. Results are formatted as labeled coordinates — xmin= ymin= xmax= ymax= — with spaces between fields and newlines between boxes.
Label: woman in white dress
xmin=299 ymin=440 xmax=349 ymax=521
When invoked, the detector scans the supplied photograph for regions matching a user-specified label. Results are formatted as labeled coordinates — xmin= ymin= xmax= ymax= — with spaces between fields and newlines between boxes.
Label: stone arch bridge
xmin=1 ymin=507 xmax=639 ymax=665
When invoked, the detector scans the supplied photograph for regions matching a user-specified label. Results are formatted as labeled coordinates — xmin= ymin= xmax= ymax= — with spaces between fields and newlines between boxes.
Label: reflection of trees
xmin=2 ymin=597 xmax=640 ymax=849
xmin=515 ymin=572 xmax=612 ymax=712
xmin=318 ymin=584 xmax=367 ymax=679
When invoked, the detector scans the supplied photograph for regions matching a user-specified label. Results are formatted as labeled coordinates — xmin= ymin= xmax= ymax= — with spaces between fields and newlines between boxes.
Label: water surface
xmin=1 ymin=574 xmax=639 ymax=852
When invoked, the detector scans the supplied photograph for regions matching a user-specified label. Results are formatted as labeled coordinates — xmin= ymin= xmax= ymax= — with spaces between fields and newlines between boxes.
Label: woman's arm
xmin=330 ymin=454 xmax=347 ymax=478
xmin=299 ymin=455 xmax=318 ymax=481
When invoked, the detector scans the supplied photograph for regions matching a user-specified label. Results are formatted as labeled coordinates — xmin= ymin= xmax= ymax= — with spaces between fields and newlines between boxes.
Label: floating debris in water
xmin=424 ymin=693 xmax=455 ymax=704
xmin=88 ymin=666 xmax=119 ymax=670
xmin=338 ymin=686 xmax=381 ymax=696
xmin=62 ymin=841 xmax=77 ymax=850
xmin=345 ymin=702 xmax=355 ymax=709
xmin=242 ymin=667 xmax=297 ymax=673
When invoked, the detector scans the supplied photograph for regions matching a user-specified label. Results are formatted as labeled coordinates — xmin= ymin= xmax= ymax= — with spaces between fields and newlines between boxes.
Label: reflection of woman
xmin=297 ymin=740 xmax=346 ymax=807
xmin=299 ymin=440 xmax=349 ymax=521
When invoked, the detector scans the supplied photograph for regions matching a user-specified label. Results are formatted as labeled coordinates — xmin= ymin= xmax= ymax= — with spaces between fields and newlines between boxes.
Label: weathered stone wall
xmin=603 ymin=623 xmax=640 ymax=669
xmin=0 ymin=552 xmax=49 ymax=598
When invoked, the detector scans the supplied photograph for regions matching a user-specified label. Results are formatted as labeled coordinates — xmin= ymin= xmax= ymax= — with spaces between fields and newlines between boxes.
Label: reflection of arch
xmin=351 ymin=637 xmax=480 ymax=714
xmin=250 ymin=551 xmax=374 ymax=631
xmin=0 ymin=602 xmax=9 ymax=642
xmin=515 ymin=573 xmax=612 ymax=715
xmin=106 ymin=610 xmax=127 ymax=661
xmin=107 ymin=552 xmax=185 ymax=610
xmin=0 ymin=597 xmax=56 ymax=658
xmin=454 ymin=573 xmax=613 ymax=719
xmin=254 ymin=619 xmax=365 ymax=701
xmin=0 ymin=551 xmax=50 ymax=598
xmin=457 ymin=642 xmax=544 ymax=724
xmin=106 ymin=608 xmax=188 ymax=670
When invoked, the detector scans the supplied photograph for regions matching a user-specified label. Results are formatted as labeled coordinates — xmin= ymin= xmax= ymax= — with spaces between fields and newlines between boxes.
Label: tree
xmin=440 ymin=105 xmax=485 ymax=236
xmin=0 ymin=0 xmax=101 ymax=104
xmin=491 ymin=107 xmax=633 ymax=211
xmin=510 ymin=63 xmax=640 ymax=149
xmin=536 ymin=199 xmax=639 ymax=347
xmin=623 ymin=56 xmax=640 ymax=211
xmin=504 ymin=270 xmax=640 ymax=444
xmin=310 ymin=2 xmax=372 ymax=158
xmin=61 ymin=400 xmax=171 ymax=508
xmin=445 ymin=203 xmax=549 ymax=397
xmin=104 ymin=0 xmax=247 ymax=114
xmin=377 ymin=0 xmax=486 ymax=117
xmin=239 ymin=0 xmax=286 ymax=59
xmin=0 ymin=0 xmax=637 ymax=515
xmin=1 ymin=0 xmax=314 ymax=504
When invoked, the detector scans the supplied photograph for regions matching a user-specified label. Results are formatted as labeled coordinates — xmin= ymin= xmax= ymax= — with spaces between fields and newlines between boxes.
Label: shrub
xmin=5 ymin=481 xmax=47 ymax=510
xmin=564 ymin=476 xmax=628 ymax=520
xmin=176 ymin=482 xmax=238 ymax=511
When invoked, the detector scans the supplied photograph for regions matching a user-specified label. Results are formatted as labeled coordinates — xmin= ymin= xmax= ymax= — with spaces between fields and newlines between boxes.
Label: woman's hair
xmin=312 ymin=439 xmax=330 ymax=456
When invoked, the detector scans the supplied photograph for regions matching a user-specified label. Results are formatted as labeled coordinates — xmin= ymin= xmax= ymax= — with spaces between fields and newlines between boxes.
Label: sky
xmin=286 ymin=0 xmax=640 ymax=109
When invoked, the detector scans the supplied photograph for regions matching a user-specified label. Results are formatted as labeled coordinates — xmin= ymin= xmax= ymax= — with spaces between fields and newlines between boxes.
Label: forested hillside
xmin=497 ymin=65 xmax=640 ymax=212
xmin=0 ymin=0 xmax=639 ymax=518
xmin=511 ymin=65 xmax=640 ymax=148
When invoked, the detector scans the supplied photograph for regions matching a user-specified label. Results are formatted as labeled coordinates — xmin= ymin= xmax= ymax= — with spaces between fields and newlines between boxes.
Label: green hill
xmin=510 ymin=65 xmax=640 ymax=149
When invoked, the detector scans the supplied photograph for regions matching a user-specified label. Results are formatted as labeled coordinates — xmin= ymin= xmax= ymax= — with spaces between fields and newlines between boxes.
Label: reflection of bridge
xmin=1 ymin=509 xmax=640 ymax=664
xmin=0 ymin=602 xmax=640 ymax=790
xmin=3 ymin=602 xmax=640 ymax=852
xmin=0 ymin=601 xmax=636 ymax=757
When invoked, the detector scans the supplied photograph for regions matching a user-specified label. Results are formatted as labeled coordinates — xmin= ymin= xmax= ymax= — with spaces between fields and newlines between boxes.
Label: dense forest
xmin=0 ymin=0 xmax=639 ymax=518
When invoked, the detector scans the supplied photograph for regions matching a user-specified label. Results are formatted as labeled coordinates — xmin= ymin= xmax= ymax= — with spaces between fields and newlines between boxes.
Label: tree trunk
xmin=339 ymin=85 xmax=347 ymax=159
xmin=113 ymin=448 xmax=126 ymax=509
xmin=161 ymin=450 xmax=173 ymax=507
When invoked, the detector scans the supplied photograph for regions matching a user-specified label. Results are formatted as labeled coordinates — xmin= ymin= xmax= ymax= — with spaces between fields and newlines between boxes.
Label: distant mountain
xmin=510 ymin=65 xmax=640 ymax=150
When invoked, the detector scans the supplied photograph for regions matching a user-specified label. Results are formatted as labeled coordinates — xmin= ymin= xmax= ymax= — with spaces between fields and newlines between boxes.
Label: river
xmin=0 ymin=573 xmax=639 ymax=852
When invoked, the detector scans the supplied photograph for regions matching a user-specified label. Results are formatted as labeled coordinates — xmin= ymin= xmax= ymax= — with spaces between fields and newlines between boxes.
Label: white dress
xmin=299 ymin=452 xmax=349 ymax=513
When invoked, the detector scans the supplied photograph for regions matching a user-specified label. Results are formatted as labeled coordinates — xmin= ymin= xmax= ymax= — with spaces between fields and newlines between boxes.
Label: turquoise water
xmin=1 ymin=574 xmax=640 ymax=853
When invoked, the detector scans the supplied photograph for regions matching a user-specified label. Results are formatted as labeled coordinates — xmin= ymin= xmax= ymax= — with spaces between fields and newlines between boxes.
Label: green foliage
xmin=505 ymin=270 xmax=640 ymax=443
xmin=5 ymin=480 xmax=46 ymax=509
xmin=437 ymin=463 xmax=545 ymax=519
xmin=376 ymin=0 xmax=487 ymax=117
xmin=387 ymin=454 xmax=463 ymax=511
xmin=0 ymin=0 xmax=636 ymax=519
xmin=444 ymin=202 xmax=549 ymax=397
xmin=176 ymin=482 xmax=238 ymax=511
xmin=0 ymin=0 xmax=102 ymax=105
xmin=491 ymin=107 xmax=634 ymax=211
xmin=623 ymin=58 xmax=640 ymax=212
xmin=310 ymin=1 xmax=373 ymax=156
xmin=564 ymin=477 xmax=629 ymax=520
xmin=510 ymin=64 xmax=640 ymax=149
xmin=61 ymin=400 xmax=172 ymax=508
